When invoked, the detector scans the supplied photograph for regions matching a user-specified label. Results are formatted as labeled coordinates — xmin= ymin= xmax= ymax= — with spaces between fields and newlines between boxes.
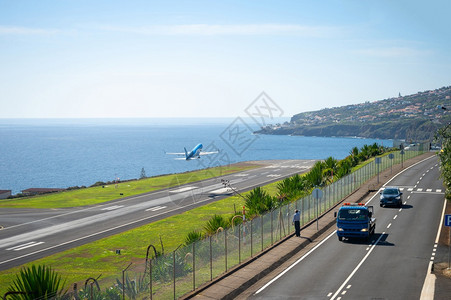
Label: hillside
xmin=256 ymin=86 xmax=451 ymax=141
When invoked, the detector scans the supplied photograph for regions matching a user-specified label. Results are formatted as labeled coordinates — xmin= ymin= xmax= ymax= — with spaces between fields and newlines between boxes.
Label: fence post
xmin=225 ymin=229 xmax=228 ymax=272
xmin=209 ymin=235 xmax=212 ymax=281
xmin=193 ymin=242 xmax=196 ymax=291
xmin=261 ymin=215 xmax=263 ymax=251
xmin=271 ymin=210 xmax=274 ymax=245
xmin=251 ymin=218 xmax=253 ymax=257
xmin=122 ymin=263 xmax=132 ymax=300
xmin=149 ymin=259 xmax=153 ymax=300
xmin=173 ymin=251 xmax=176 ymax=300
xmin=239 ymin=224 xmax=241 ymax=264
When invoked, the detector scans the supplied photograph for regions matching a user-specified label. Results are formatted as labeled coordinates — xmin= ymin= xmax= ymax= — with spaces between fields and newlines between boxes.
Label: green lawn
xmin=0 ymin=193 xmax=248 ymax=294
xmin=0 ymin=164 xmax=259 ymax=209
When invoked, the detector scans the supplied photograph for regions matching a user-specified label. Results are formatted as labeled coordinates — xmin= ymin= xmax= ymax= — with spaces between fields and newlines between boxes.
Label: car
xmin=380 ymin=187 xmax=403 ymax=208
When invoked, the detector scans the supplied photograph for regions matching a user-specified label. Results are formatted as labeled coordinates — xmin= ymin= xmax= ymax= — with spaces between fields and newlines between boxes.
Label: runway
xmin=0 ymin=159 xmax=316 ymax=270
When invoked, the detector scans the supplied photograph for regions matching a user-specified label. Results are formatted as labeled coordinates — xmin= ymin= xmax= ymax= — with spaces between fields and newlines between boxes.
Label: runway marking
xmin=7 ymin=241 xmax=45 ymax=251
xmin=209 ymin=187 xmax=233 ymax=195
xmin=267 ymin=174 xmax=282 ymax=178
xmin=169 ymin=186 xmax=197 ymax=193
xmin=233 ymin=173 xmax=249 ymax=177
xmin=102 ymin=205 xmax=124 ymax=211
xmin=145 ymin=206 xmax=166 ymax=212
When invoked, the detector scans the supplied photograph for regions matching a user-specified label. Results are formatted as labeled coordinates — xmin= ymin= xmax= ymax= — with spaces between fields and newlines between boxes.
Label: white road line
xmin=101 ymin=205 xmax=124 ymax=211
xmin=426 ymin=189 xmax=432 ymax=192
xmin=6 ymin=241 xmax=36 ymax=250
xmin=408 ymin=188 xmax=413 ymax=191
xmin=169 ymin=186 xmax=197 ymax=193
xmin=387 ymin=223 xmax=392 ymax=228
xmin=7 ymin=241 xmax=44 ymax=251
xmin=417 ymin=188 xmax=423 ymax=192
xmin=145 ymin=206 xmax=167 ymax=212
xmin=393 ymin=215 xmax=397 ymax=220
xmin=330 ymin=232 xmax=386 ymax=300
xmin=255 ymin=230 xmax=336 ymax=294
xmin=436 ymin=189 xmax=442 ymax=193
xmin=327 ymin=292 xmax=332 ymax=297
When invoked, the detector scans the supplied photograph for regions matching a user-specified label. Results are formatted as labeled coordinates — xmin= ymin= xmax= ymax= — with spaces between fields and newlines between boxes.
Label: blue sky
xmin=1 ymin=0 xmax=450 ymax=119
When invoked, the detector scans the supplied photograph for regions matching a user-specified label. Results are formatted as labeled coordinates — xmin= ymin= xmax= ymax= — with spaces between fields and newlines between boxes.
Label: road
xmin=249 ymin=155 xmax=445 ymax=299
xmin=0 ymin=159 xmax=316 ymax=271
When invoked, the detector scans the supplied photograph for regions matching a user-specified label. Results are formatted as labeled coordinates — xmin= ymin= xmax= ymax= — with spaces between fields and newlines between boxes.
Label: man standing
xmin=292 ymin=209 xmax=301 ymax=237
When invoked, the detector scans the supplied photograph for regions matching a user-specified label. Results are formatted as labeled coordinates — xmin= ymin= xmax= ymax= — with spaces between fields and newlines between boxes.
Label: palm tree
xmin=6 ymin=265 xmax=67 ymax=300
xmin=245 ymin=187 xmax=275 ymax=215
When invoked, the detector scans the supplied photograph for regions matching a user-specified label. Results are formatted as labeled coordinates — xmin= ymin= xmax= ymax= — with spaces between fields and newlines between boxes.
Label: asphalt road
xmin=249 ymin=156 xmax=445 ymax=299
xmin=0 ymin=159 xmax=316 ymax=271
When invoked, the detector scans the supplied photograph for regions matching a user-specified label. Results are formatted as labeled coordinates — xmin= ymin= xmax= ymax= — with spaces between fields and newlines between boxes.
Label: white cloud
xmin=0 ymin=25 xmax=60 ymax=35
xmin=353 ymin=46 xmax=429 ymax=58
xmin=99 ymin=23 xmax=342 ymax=37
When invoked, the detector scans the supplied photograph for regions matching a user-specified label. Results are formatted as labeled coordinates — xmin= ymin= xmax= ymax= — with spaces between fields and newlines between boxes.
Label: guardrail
xmin=47 ymin=145 xmax=430 ymax=300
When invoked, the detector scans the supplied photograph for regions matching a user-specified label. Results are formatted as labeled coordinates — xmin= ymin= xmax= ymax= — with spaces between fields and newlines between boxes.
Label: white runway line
xmin=101 ymin=205 xmax=124 ymax=211
xmin=169 ymin=186 xmax=197 ymax=193
xmin=7 ymin=241 xmax=45 ymax=251
xmin=145 ymin=206 xmax=167 ymax=212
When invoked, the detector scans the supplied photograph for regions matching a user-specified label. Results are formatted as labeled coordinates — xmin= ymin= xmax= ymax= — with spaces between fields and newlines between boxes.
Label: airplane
xmin=166 ymin=143 xmax=219 ymax=160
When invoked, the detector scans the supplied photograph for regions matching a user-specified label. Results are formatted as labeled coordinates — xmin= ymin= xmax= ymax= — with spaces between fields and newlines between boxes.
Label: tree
xmin=437 ymin=124 xmax=451 ymax=200
xmin=6 ymin=265 xmax=67 ymax=300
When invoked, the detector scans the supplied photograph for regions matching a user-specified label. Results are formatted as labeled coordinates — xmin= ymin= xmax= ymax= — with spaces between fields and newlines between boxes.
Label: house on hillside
xmin=0 ymin=190 xmax=11 ymax=199
xmin=22 ymin=188 xmax=64 ymax=196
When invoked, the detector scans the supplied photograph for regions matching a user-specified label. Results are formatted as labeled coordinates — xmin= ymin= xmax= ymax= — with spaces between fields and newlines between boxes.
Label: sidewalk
xmin=182 ymin=152 xmax=437 ymax=300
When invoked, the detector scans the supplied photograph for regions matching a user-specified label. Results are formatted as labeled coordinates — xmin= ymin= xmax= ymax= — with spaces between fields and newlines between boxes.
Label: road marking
xmin=387 ymin=223 xmax=392 ymax=228
xmin=393 ymin=215 xmax=397 ymax=219
xmin=327 ymin=292 xmax=332 ymax=297
xmin=7 ymin=241 xmax=45 ymax=251
xmin=330 ymin=232 xmax=386 ymax=300
xmin=169 ymin=186 xmax=197 ymax=193
xmin=267 ymin=174 xmax=282 ymax=178
xmin=436 ymin=189 xmax=442 ymax=193
xmin=255 ymin=230 xmax=336 ymax=294
xmin=101 ymin=205 xmax=124 ymax=211
xmin=416 ymin=181 xmax=420 ymax=184
xmin=145 ymin=206 xmax=166 ymax=212
xmin=408 ymin=188 xmax=413 ymax=191
xmin=209 ymin=187 xmax=233 ymax=195
xmin=407 ymin=195 xmax=411 ymax=199
xmin=417 ymin=188 xmax=423 ymax=192
xmin=426 ymin=189 xmax=432 ymax=192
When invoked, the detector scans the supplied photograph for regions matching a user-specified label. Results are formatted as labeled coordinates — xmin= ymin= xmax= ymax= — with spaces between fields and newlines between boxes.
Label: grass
xmin=0 ymin=193 xmax=248 ymax=294
xmin=0 ymin=164 xmax=259 ymax=209
xmin=0 ymin=173 xmax=284 ymax=294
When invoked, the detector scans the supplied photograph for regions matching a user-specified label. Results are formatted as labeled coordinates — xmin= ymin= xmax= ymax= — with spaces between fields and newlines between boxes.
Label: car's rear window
xmin=383 ymin=188 xmax=398 ymax=195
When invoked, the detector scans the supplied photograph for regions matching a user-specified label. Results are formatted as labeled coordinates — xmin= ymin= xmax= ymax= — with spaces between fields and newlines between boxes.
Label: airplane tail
xmin=184 ymin=147 xmax=188 ymax=160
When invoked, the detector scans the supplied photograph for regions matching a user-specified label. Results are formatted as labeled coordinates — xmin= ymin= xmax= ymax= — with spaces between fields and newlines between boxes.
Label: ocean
xmin=0 ymin=118 xmax=392 ymax=195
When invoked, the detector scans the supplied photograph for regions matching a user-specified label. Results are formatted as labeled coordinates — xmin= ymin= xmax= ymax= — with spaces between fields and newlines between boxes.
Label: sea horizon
xmin=0 ymin=118 xmax=392 ymax=195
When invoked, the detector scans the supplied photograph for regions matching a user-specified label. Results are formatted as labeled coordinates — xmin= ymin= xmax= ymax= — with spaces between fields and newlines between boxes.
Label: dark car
xmin=380 ymin=187 xmax=403 ymax=207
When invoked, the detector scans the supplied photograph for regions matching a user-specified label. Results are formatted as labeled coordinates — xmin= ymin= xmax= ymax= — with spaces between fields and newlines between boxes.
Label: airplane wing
xmin=165 ymin=152 xmax=185 ymax=156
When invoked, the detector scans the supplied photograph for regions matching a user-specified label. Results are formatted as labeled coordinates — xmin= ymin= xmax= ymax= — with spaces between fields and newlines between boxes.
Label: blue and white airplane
xmin=166 ymin=143 xmax=219 ymax=160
